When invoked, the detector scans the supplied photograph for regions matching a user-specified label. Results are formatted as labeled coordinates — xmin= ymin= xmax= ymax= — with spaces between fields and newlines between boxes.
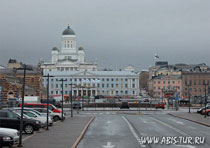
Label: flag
xmin=154 ymin=54 xmax=160 ymax=59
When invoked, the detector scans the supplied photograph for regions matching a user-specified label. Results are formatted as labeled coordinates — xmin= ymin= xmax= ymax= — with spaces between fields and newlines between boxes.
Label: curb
xmin=71 ymin=116 xmax=95 ymax=148
xmin=168 ymin=113 xmax=210 ymax=127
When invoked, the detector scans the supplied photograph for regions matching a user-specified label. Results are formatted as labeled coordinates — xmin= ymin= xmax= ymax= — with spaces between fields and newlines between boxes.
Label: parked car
xmin=155 ymin=102 xmax=165 ymax=109
xmin=33 ymin=108 xmax=65 ymax=122
xmin=72 ymin=102 xmax=81 ymax=109
xmin=10 ymin=108 xmax=53 ymax=126
xmin=120 ymin=101 xmax=129 ymax=109
xmin=197 ymin=105 xmax=210 ymax=114
xmin=201 ymin=109 xmax=210 ymax=116
xmin=0 ymin=110 xmax=41 ymax=134
xmin=0 ymin=128 xmax=19 ymax=147
xmin=19 ymin=103 xmax=62 ymax=113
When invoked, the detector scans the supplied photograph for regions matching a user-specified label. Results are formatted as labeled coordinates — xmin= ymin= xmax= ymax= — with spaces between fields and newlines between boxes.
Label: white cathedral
xmin=41 ymin=25 xmax=97 ymax=72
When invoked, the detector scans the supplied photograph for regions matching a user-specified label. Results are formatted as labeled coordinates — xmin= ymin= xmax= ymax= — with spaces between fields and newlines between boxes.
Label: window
xmin=116 ymin=78 xmax=118 ymax=81
xmin=56 ymin=84 xmax=58 ymax=88
xmin=125 ymin=84 xmax=128 ymax=88
xmin=173 ymin=81 xmax=175 ymax=84
xmin=111 ymin=78 xmax=114 ymax=81
xmin=102 ymin=84 xmax=104 ymax=88
xmin=102 ymin=78 xmax=104 ymax=81
xmin=158 ymin=86 xmax=160 ymax=90
xmin=51 ymin=91 xmax=53 ymax=94
xmin=107 ymin=84 xmax=109 ymax=88
xmin=158 ymin=81 xmax=160 ymax=84
xmin=125 ymin=90 xmax=128 ymax=94
xmin=97 ymin=84 xmax=100 ymax=88
xmin=116 ymin=84 xmax=119 ymax=88
xmin=107 ymin=78 xmax=109 ymax=81
xmin=132 ymin=79 xmax=135 ymax=82
xmin=125 ymin=78 xmax=128 ymax=81
xmin=111 ymin=84 xmax=114 ymax=88
xmin=194 ymin=80 xmax=196 ymax=85
xmin=154 ymin=81 xmax=156 ymax=84
xmin=132 ymin=84 xmax=135 ymax=88
xmin=168 ymin=81 xmax=170 ymax=84
xmin=7 ymin=112 xmax=17 ymax=119
xmin=163 ymin=81 xmax=165 ymax=84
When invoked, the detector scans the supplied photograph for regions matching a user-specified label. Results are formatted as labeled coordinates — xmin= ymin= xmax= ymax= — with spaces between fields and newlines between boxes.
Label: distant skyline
xmin=0 ymin=0 xmax=209 ymax=71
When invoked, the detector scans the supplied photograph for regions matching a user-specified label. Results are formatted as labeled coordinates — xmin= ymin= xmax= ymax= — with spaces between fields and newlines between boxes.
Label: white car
xmin=33 ymin=108 xmax=65 ymax=122
xmin=23 ymin=111 xmax=53 ymax=126
xmin=13 ymin=109 xmax=53 ymax=126
xmin=0 ymin=128 xmax=19 ymax=146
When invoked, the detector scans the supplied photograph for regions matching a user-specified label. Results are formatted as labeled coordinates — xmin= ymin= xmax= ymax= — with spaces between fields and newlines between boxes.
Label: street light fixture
xmin=203 ymin=82 xmax=209 ymax=118
xmin=59 ymin=78 xmax=67 ymax=121
xmin=186 ymin=84 xmax=191 ymax=113
xmin=43 ymin=74 xmax=54 ymax=130
xmin=17 ymin=64 xmax=33 ymax=147
xmin=69 ymin=83 xmax=76 ymax=117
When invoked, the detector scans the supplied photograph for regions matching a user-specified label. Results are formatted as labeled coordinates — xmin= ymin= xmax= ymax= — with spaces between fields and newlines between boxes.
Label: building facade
xmin=41 ymin=25 xmax=139 ymax=97
xmin=148 ymin=75 xmax=182 ymax=99
xmin=42 ymin=70 xmax=139 ymax=97
xmin=182 ymin=71 xmax=210 ymax=103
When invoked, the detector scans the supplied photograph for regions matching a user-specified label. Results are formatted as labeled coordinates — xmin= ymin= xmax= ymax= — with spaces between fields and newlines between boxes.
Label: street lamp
xmin=186 ymin=84 xmax=191 ymax=113
xmin=69 ymin=83 xmax=76 ymax=117
xmin=43 ymin=74 xmax=54 ymax=130
xmin=203 ymin=82 xmax=209 ymax=118
xmin=59 ymin=79 xmax=67 ymax=121
xmin=17 ymin=64 xmax=33 ymax=147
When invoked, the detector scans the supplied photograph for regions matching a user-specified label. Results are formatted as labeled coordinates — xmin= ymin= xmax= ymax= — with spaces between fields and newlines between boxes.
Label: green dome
xmin=52 ymin=47 xmax=59 ymax=51
xmin=62 ymin=25 xmax=75 ymax=35
xmin=78 ymin=46 xmax=84 ymax=51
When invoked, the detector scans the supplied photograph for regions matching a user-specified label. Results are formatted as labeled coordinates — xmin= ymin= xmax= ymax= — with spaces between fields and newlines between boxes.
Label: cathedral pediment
xmin=73 ymin=71 xmax=97 ymax=76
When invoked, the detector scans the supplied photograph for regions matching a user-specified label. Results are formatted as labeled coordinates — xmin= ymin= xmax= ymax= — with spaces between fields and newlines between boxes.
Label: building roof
xmin=62 ymin=25 xmax=75 ymax=35
xmin=44 ymin=70 xmax=139 ymax=77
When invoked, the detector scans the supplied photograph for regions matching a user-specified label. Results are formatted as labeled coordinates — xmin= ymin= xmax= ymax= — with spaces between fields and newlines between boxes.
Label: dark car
xmin=120 ymin=102 xmax=129 ymax=109
xmin=0 ymin=110 xmax=41 ymax=134
xmin=72 ymin=102 xmax=81 ymax=109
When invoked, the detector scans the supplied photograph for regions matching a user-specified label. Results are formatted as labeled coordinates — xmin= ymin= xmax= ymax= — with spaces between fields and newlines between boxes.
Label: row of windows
xmin=153 ymin=80 xmax=180 ymax=84
xmin=44 ymin=78 xmax=136 ymax=83
xmin=50 ymin=90 xmax=136 ymax=95
xmin=49 ymin=83 xmax=136 ymax=89
xmin=153 ymin=86 xmax=180 ymax=90
xmin=185 ymin=80 xmax=210 ymax=85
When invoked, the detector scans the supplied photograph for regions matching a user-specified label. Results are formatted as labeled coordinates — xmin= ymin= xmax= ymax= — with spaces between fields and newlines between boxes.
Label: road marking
xmin=122 ymin=116 xmax=146 ymax=148
xmin=106 ymin=121 xmax=112 ymax=124
xmin=102 ymin=142 xmax=115 ymax=148
xmin=22 ymin=133 xmax=36 ymax=142
xmin=151 ymin=117 xmax=188 ymax=136
xmin=168 ymin=118 xmax=184 ymax=125
xmin=175 ymin=145 xmax=196 ymax=148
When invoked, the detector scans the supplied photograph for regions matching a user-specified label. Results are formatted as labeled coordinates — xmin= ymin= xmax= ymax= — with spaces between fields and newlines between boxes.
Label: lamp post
xmin=203 ymin=82 xmax=209 ymax=118
xmin=69 ymin=83 xmax=76 ymax=117
xmin=186 ymin=84 xmax=191 ymax=113
xmin=17 ymin=64 xmax=33 ymax=147
xmin=59 ymin=79 xmax=67 ymax=121
xmin=43 ymin=74 xmax=54 ymax=130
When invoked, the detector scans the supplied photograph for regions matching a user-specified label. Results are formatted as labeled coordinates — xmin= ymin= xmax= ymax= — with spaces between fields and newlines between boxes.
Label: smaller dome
xmin=62 ymin=25 xmax=75 ymax=35
xmin=52 ymin=47 xmax=59 ymax=51
xmin=78 ymin=46 xmax=85 ymax=51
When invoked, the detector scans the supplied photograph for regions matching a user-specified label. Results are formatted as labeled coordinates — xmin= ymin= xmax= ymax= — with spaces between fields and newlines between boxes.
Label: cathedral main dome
xmin=62 ymin=25 xmax=75 ymax=35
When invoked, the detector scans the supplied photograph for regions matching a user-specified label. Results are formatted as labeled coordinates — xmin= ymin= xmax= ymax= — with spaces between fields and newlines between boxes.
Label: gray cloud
xmin=0 ymin=0 xmax=209 ymax=70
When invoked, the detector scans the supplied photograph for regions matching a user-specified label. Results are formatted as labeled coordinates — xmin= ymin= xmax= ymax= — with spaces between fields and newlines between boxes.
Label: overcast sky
xmin=0 ymin=0 xmax=209 ymax=71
